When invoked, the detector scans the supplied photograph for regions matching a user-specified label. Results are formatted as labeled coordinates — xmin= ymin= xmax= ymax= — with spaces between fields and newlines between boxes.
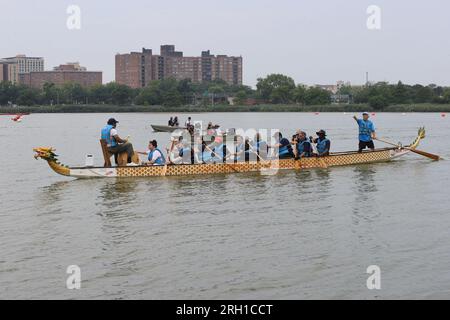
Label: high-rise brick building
xmin=115 ymin=48 xmax=153 ymax=88
xmin=1 ymin=55 xmax=44 ymax=84
xmin=1 ymin=55 xmax=43 ymax=84
xmin=115 ymin=45 xmax=243 ymax=88
xmin=20 ymin=63 xmax=102 ymax=89
xmin=0 ymin=64 xmax=5 ymax=82
xmin=0 ymin=62 xmax=17 ymax=83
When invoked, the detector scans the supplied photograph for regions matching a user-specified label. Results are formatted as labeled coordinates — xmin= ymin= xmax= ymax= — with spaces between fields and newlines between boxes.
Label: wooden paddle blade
xmin=408 ymin=148 xmax=440 ymax=161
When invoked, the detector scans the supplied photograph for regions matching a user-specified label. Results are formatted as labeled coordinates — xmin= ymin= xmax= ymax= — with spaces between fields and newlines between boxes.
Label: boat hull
xmin=151 ymin=125 xmax=187 ymax=133
xmin=56 ymin=148 xmax=409 ymax=179
xmin=34 ymin=127 xmax=427 ymax=179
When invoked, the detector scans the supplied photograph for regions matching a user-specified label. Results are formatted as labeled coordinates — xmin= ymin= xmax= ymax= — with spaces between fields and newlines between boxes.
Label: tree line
xmin=344 ymin=81 xmax=450 ymax=109
xmin=1 ymin=74 xmax=450 ymax=108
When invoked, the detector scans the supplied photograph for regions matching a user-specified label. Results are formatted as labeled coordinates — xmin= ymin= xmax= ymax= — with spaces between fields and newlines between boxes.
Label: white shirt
xmin=149 ymin=149 xmax=163 ymax=164
xmin=108 ymin=128 xmax=118 ymax=147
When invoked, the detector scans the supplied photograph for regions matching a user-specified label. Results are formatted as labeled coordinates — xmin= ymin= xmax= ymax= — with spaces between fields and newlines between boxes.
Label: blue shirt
xmin=278 ymin=138 xmax=293 ymax=156
xmin=357 ymin=119 xmax=375 ymax=142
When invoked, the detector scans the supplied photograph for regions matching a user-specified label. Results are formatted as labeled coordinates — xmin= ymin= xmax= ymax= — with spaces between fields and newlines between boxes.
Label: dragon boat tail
xmin=34 ymin=128 xmax=426 ymax=179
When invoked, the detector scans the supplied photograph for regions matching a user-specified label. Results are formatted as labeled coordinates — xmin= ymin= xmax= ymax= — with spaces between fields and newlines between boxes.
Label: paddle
xmin=375 ymin=137 xmax=440 ymax=161
xmin=248 ymin=144 xmax=271 ymax=166
xmin=309 ymin=140 xmax=328 ymax=168
xmin=162 ymin=139 xmax=176 ymax=176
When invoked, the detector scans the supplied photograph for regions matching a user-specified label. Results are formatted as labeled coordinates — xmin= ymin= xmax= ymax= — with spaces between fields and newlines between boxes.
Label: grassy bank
xmin=1 ymin=103 xmax=450 ymax=114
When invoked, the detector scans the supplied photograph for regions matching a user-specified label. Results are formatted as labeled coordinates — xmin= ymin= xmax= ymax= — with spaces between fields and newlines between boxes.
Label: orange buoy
xmin=11 ymin=115 xmax=23 ymax=122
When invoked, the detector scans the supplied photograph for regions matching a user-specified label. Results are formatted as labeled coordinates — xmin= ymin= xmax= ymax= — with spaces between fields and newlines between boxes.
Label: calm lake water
xmin=1 ymin=112 xmax=449 ymax=300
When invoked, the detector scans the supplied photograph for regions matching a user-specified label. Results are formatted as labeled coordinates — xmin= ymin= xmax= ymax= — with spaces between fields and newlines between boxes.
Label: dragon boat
xmin=34 ymin=128 xmax=427 ymax=179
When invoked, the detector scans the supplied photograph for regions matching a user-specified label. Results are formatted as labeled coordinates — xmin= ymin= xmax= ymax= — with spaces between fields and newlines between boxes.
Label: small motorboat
xmin=151 ymin=124 xmax=187 ymax=133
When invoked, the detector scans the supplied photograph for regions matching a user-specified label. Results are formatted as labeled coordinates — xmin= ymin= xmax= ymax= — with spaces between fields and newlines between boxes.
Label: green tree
xmin=160 ymin=78 xmax=183 ymax=107
xmin=16 ymin=85 xmax=41 ymax=106
xmin=42 ymin=82 xmax=57 ymax=105
xmin=412 ymin=85 xmax=433 ymax=103
xmin=391 ymin=81 xmax=409 ymax=104
xmin=234 ymin=90 xmax=248 ymax=105
xmin=293 ymin=84 xmax=307 ymax=104
xmin=106 ymin=82 xmax=133 ymax=105
xmin=135 ymin=81 xmax=162 ymax=105
xmin=368 ymin=95 xmax=389 ymax=110
xmin=89 ymin=84 xmax=110 ymax=104
xmin=0 ymin=81 xmax=18 ymax=105
xmin=304 ymin=87 xmax=331 ymax=105
xmin=256 ymin=74 xmax=296 ymax=104
xmin=442 ymin=89 xmax=450 ymax=103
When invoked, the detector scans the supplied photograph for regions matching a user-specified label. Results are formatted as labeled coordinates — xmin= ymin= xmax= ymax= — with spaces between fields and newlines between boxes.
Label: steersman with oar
xmin=375 ymin=127 xmax=440 ymax=161
xmin=353 ymin=112 xmax=377 ymax=152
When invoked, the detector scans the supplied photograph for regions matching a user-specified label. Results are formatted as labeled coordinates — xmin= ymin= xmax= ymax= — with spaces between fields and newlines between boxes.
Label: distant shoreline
xmin=1 ymin=103 xmax=449 ymax=114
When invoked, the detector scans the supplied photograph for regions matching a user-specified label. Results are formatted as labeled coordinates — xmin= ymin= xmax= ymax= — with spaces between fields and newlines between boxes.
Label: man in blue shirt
xmin=353 ymin=112 xmax=377 ymax=152
xmin=312 ymin=130 xmax=331 ymax=157
xmin=270 ymin=132 xmax=294 ymax=159
xmin=101 ymin=118 xmax=138 ymax=164
xmin=292 ymin=131 xmax=312 ymax=159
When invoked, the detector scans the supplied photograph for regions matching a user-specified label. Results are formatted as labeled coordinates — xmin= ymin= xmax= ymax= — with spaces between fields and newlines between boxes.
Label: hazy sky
xmin=1 ymin=0 xmax=449 ymax=87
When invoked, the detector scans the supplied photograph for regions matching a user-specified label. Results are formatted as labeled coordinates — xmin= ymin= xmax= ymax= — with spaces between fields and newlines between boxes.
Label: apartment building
xmin=115 ymin=45 xmax=243 ymax=88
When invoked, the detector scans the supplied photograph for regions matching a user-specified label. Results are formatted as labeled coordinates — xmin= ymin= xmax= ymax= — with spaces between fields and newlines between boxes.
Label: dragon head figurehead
xmin=409 ymin=127 xmax=426 ymax=149
xmin=33 ymin=147 xmax=70 ymax=176
xmin=34 ymin=147 xmax=58 ymax=161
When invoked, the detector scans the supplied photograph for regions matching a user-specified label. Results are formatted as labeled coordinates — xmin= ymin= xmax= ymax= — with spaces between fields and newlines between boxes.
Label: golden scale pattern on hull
xmin=115 ymin=149 xmax=394 ymax=177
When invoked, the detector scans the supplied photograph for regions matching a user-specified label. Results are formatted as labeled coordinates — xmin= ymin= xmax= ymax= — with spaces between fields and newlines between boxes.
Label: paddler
xmin=207 ymin=122 xmax=217 ymax=136
xmin=140 ymin=140 xmax=166 ymax=166
xmin=234 ymin=135 xmax=244 ymax=162
xmin=185 ymin=117 xmax=193 ymax=128
xmin=353 ymin=112 xmax=376 ymax=152
xmin=312 ymin=130 xmax=330 ymax=157
xmin=101 ymin=118 xmax=137 ymax=164
xmin=211 ymin=136 xmax=229 ymax=163
xmin=253 ymin=133 xmax=268 ymax=160
xmin=270 ymin=132 xmax=294 ymax=159
xmin=292 ymin=131 xmax=312 ymax=159
xmin=171 ymin=138 xmax=193 ymax=164
xmin=201 ymin=140 xmax=214 ymax=163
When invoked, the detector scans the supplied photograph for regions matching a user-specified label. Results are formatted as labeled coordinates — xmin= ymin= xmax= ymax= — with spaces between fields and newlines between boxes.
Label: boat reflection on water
xmin=351 ymin=165 xmax=381 ymax=226
xmin=98 ymin=178 xmax=140 ymax=213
